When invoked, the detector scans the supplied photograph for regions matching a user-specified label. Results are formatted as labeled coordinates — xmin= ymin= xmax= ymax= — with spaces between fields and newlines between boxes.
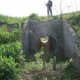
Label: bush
xmin=0 ymin=28 xmax=22 ymax=44
xmin=0 ymin=55 xmax=19 ymax=80
xmin=0 ymin=41 xmax=25 ymax=65
xmin=23 ymin=48 xmax=76 ymax=80
xmin=28 ymin=13 xmax=39 ymax=20
xmin=67 ymin=15 xmax=80 ymax=26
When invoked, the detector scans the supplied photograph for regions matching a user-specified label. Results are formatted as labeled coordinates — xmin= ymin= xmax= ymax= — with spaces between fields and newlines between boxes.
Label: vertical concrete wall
xmin=22 ymin=30 xmax=29 ymax=55
xmin=73 ymin=55 xmax=80 ymax=69
xmin=63 ymin=21 xmax=78 ymax=58
xmin=63 ymin=21 xmax=80 ymax=69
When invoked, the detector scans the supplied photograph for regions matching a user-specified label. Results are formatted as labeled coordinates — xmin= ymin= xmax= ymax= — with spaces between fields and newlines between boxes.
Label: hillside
xmin=0 ymin=11 xmax=80 ymax=80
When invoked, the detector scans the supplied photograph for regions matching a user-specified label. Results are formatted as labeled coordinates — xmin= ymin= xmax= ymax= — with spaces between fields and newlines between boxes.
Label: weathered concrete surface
xmin=22 ymin=20 xmax=80 ymax=69
xmin=23 ymin=20 xmax=63 ymax=55
xmin=63 ymin=21 xmax=79 ymax=58
xmin=73 ymin=54 xmax=80 ymax=70
xmin=62 ymin=21 xmax=80 ymax=69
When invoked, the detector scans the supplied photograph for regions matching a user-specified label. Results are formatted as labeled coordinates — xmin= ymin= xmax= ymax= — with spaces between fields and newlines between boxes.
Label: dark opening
xmin=37 ymin=36 xmax=57 ymax=54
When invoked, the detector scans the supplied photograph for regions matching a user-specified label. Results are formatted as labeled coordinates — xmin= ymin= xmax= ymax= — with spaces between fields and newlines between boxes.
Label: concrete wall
xmin=23 ymin=20 xmax=80 ymax=69
xmin=73 ymin=55 xmax=80 ymax=69
xmin=23 ymin=20 xmax=64 ymax=57
xmin=63 ymin=21 xmax=80 ymax=69
xmin=63 ymin=21 xmax=78 ymax=58
xmin=30 ymin=20 xmax=63 ymax=52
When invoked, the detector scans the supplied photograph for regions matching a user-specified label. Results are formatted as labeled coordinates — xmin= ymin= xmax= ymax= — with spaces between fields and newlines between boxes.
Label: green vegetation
xmin=0 ymin=11 xmax=80 ymax=80
xmin=0 ymin=56 xmax=19 ymax=80
xmin=23 ymin=48 xmax=76 ymax=80
xmin=0 ymin=19 xmax=24 ymax=79
xmin=28 ymin=13 xmax=39 ymax=20
xmin=0 ymin=14 xmax=23 ymax=24
xmin=0 ymin=28 xmax=21 ymax=44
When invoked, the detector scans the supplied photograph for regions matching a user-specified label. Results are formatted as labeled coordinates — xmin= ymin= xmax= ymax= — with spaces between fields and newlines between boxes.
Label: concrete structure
xmin=22 ymin=20 xmax=80 ymax=69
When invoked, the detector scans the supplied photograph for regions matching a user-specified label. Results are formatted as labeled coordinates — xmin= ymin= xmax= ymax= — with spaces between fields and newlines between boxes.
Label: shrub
xmin=0 ymin=41 xmax=25 ymax=65
xmin=28 ymin=13 xmax=39 ymax=20
xmin=67 ymin=15 xmax=80 ymax=26
xmin=0 ymin=28 xmax=22 ymax=44
xmin=0 ymin=55 xmax=19 ymax=80
xmin=24 ymin=48 xmax=76 ymax=80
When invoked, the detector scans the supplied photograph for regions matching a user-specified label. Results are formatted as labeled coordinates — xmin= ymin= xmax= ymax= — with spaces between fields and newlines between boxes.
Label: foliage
xmin=0 ymin=55 xmax=19 ymax=80
xmin=67 ymin=14 xmax=80 ymax=26
xmin=24 ymin=48 xmax=77 ymax=80
xmin=28 ymin=13 xmax=39 ymax=20
xmin=0 ymin=28 xmax=22 ymax=44
xmin=0 ymin=14 xmax=23 ymax=25
xmin=0 ymin=41 xmax=25 ymax=65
